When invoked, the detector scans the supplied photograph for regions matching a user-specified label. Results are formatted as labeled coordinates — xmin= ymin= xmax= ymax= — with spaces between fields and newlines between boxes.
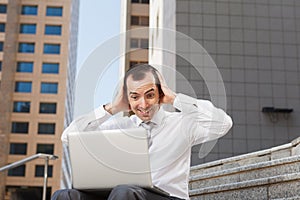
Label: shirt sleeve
xmin=61 ymin=105 xmax=112 ymax=145
xmin=173 ymin=93 xmax=233 ymax=145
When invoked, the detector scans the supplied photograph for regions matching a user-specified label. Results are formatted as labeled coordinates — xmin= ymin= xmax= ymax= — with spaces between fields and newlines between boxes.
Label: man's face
xmin=126 ymin=72 xmax=160 ymax=122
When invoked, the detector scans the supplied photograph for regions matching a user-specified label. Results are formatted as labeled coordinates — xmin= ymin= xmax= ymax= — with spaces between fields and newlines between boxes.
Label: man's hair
xmin=123 ymin=64 xmax=164 ymax=100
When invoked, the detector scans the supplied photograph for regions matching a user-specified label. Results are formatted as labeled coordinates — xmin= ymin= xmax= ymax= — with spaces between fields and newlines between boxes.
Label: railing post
xmin=42 ymin=157 xmax=49 ymax=200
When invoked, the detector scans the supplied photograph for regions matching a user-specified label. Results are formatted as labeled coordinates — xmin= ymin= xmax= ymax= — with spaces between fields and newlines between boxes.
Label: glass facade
xmin=13 ymin=101 xmax=30 ymax=113
xmin=39 ymin=103 xmax=57 ymax=114
xmin=41 ymin=82 xmax=58 ymax=94
xmin=18 ymin=43 xmax=35 ymax=53
xmin=11 ymin=122 xmax=29 ymax=134
xmin=42 ymin=63 xmax=59 ymax=74
xmin=16 ymin=62 xmax=33 ymax=73
xmin=20 ymin=24 xmax=36 ymax=34
xmin=45 ymin=25 xmax=62 ymax=35
xmin=15 ymin=81 xmax=32 ymax=93
xmin=46 ymin=6 xmax=63 ymax=17
xmin=43 ymin=44 xmax=60 ymax=54
xmin=21 ymin=5 xmax=38 ymax=15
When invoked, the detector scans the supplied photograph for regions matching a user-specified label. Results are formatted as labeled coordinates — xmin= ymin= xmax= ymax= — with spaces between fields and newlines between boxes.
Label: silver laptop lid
xmin=68 ymin=128 xmax=153 ymax=190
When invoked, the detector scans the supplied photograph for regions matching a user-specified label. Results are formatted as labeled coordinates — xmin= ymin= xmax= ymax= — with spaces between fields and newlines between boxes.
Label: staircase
xmin=189 ymin=137 xmax=300 ymax=200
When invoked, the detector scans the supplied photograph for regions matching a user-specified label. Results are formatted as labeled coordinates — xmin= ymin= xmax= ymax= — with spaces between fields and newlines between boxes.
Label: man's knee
xmin=51 ymin=189 xmax=83 ymax=200
xmin=108 ymin=185 xmax=145 ymax=200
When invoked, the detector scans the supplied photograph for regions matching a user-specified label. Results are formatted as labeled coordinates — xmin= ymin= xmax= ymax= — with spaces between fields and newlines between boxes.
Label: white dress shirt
xmin=61 ymin=93 xmax=232 ymax=199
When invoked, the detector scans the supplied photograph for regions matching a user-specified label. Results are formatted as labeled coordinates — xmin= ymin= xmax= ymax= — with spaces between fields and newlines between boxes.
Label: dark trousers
xmin=51 ymin=185 xmax=184 ymax=200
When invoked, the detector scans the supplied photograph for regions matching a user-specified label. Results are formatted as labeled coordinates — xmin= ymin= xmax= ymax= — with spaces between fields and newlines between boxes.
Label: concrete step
xmin=189 ymin=155 xmax=300 ymax=189
xmin=189 ymin=172 xmax=300 ymax=200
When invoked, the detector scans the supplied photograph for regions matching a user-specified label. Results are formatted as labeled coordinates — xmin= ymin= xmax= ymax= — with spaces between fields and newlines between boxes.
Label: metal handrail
xmin=0 ymin=153 xmax=59 ymax=200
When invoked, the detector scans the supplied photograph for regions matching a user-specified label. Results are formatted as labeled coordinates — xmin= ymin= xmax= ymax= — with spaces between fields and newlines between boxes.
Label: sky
xmin=76 ymin=0 xmax=121 ymax=108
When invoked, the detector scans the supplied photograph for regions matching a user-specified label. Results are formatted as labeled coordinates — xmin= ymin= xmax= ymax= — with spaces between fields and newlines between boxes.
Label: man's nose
xmin=139 ymin=97 xmax=148 ymax=108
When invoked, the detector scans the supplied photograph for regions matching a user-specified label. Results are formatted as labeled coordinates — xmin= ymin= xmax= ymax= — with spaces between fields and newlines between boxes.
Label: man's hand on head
xmin=104 ymin=80 xmax=130 ymax=115
xmin=157 ymin=71 xmax=176 ymax=105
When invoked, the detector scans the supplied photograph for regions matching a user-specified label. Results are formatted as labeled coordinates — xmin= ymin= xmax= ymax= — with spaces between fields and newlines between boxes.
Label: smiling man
xmin=52 ymin=64 xmax=233 ymax=200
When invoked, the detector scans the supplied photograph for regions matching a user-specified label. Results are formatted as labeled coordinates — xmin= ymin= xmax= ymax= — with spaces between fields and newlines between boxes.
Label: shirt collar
xmin=131 ymin=106 xmax=165 ymax=127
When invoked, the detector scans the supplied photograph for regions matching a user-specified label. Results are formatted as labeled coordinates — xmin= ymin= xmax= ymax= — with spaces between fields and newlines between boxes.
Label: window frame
xmin=21 ymin=5 xmax=38 ymax=15
xmin=15 ymin=81 xmax=32 ymax=93
xmin=16 ymin=62 xmax=34 ymax=73
xmin=42 ymin=63 xmax=59 ymax=74
xmin=9 ymin=143 xmax=27 ymax=155
xmin=18 ymin=42 xmax=35 ymax=53
xmin=46 ymin=6 xmax=63 ymax=17
xmin=11 ymin=122 xmax=29 ymax=134
xmin=45 ymin=25 xmax=62 ymax=35
xmin=43 ymin=43 xmax=60 ymax=54
xmin=13 ymin=101 xmax=31 ymax=113
xmin=39 ymin=102 xmax=57 ymax=114
xmin=38 ymin=123 xmax=55 ymax=135
xmin=20 ymin=24 xmax=37 ymax=34
xmin=40 ymin=82 xmax=58 ymax=94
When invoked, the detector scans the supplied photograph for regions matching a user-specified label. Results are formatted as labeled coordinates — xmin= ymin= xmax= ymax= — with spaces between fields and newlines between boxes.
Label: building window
xmin=8 ymin=165 xmax=26 ymax=177
xmin=130 ymin=38 xmax=139 ymax=48
xmin=129 ymin=61 xmax=147 ymax=68
xmin=140 ymin=17 xmax=149 ymax=26
xmin=0 ymin=23 xmax=5 ymax=32
xmin=0 ymin=4 xmax=7 ymax=14
xmin=140 ymin=39 xmax=149 ymax=49
xmin=0 ymin=61 xmax=2 ymax=71
xmin=131 ymin=0 xmax=149 ymax=3
xmin=0 ymin=42 xmax=3 ymax=51
xmin=131 ymin=16 xmax=139 ymax=25
xmin=13 ymin=101 xmax=30 ymax=113
xmin=15 ymin=81 xmax=32 ymax=93
xmin=16 ymin=62 xmax=33 ymax=73
xmin=41 ymin=82 xmax=58 ymax=94
xmin=20 ymin=24 xmax=36 ymax=34
xmin=11 ymin=122 xmax=29 ymax=134
xmin=36 ymin=144 xmax=54 ymax=154
xmin=10 ymin=143 xmax=27 ymax=155
xmin=38 ymin=123 xmax=55 ymax=135
xmin=39 ymin=103 xmax=56 ymax=114
xmin=18 ymin=42 xmax=35 ymax=53
xmin=130 ymin=38 xmax=149 ymax=49
xmin=43 ymin=44 xmax=60 ymax=54
xmin=42 ymin=63 xmax=59 ymax=74
xmin=35 ymin=165 xmax=53 ymax=177
xmin=21 ymin=5 xmax=38 ymax=15
xmin=45 ymin=25 xmax=62 ymax=35
xmin=46 ymin=6 xmax=63 ymax=17
xmin=131 ymin=16 xmax=149 ymax=26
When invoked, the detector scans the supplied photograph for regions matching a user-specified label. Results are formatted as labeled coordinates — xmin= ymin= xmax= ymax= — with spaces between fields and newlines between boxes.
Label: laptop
xmin=68 ymin=128 xmax=169 ymax=196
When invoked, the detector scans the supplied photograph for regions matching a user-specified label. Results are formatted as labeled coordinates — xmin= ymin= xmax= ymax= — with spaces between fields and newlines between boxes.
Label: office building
xmin=120 ymin=0 xmax=150 ymax=73
xmin=0 ymin=0 xmax=79 ymax=199
xmin=149 ymin=0 xmax=300 ymax=165
xmin=120 ymin=0 xmax=300 ymax=166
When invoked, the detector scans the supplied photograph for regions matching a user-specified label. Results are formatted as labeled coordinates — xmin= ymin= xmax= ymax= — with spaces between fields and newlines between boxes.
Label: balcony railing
xmin=0 ymin=153 xmax=58 ymax=200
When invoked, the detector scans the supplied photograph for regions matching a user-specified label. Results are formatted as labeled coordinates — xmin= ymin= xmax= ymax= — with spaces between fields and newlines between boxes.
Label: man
xmin=52 ymin=64 xmax=232 ymax=200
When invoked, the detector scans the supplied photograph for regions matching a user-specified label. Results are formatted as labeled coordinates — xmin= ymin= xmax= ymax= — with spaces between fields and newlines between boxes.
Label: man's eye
xmin=146 ymin=93 xmax=155 ymax=98
xmin=131 ymin=96 xmax=138 ymax=100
